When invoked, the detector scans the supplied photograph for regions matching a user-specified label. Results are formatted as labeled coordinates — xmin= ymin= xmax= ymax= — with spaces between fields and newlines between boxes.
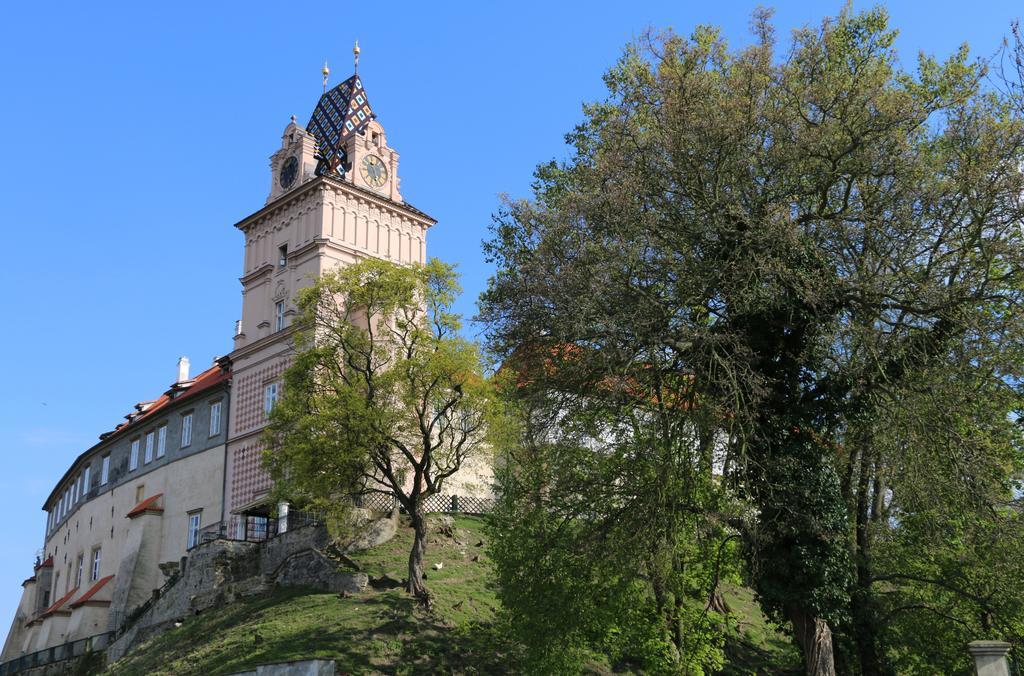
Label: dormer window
xmin=278 ymin=245 xmax=288 ymax=270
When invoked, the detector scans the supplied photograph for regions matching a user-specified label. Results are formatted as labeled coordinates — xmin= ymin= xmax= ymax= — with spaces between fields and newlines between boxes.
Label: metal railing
xmin=0 ymin=631 xmax=113 ymax=675
xmin=187 ymin=510 xmax=326 ymax=550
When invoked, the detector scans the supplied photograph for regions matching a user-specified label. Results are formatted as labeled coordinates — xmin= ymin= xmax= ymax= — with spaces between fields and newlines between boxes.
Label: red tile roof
xmin=41 ymin=586 xmax=79 ymax=617
xmin=43 ymin=359 xmax=230 ymax=509
xmin=127 ymin=493 xmax=164 ymax=518
xmin=36 ymin=556 xmax=53 ymax=570
xmin=123 ymin=364 xmax=230 ymax=431
xmin=69 ymin=576 xmax=114 ymax=609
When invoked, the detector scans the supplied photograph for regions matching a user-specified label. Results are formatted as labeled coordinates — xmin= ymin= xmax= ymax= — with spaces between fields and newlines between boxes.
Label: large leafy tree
xmin=480 ymin=8 xmax=1024 ymax=674
xmin=264 ymin=258 xmax=495 ymax=606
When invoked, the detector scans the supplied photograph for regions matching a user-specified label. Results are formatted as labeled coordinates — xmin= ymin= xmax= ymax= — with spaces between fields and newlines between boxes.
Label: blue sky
xmin=0 ymin=0 xmax=1020 ymax=640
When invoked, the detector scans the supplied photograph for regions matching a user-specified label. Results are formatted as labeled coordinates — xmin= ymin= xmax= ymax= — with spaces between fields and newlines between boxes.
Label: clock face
xmin=279 ymin=156 xmax=299 ymax=189
xmin=360 ymin=154 xmax=388 ymax=188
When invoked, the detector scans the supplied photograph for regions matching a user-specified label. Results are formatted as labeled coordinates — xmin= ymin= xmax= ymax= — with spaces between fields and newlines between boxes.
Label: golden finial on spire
xmin=322 ymin=60 xmax=330 ymax=93
xmin=353 ymin=40 xmax=360 ymax=74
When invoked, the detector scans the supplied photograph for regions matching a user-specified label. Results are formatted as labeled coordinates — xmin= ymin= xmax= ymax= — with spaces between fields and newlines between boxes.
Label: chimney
xmin=177 ymin=356 xmax=190 ymax=383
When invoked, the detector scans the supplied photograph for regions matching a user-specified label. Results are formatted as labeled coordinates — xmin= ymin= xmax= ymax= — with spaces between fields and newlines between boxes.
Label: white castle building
xmin=1 ymin=56 xmax=492 ymax=665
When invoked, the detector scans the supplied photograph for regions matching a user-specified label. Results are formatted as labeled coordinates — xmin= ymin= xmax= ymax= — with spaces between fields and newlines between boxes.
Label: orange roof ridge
xmin=69 ymin=576 xmax=115 ymax=609
xmin=127 ymin=493 xmax=164 ymax=518
xmin=41 ymin=586 xmax=79 ymax=616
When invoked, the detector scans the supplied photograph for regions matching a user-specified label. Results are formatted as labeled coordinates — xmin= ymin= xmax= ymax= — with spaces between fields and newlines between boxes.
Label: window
xmin=100 ymin=455 xmax=110 ymax=485
xmin=135 ymin=485 xmax=146 ymax=504
xmin=264 ymin=383 xmax=279 ymax=417
xmin=82 ymin=466 xmax=91 ymax=497
xmin=91 ymin=549 xmax=101 ymax=582
xmin=156 ymin=425 xmax=167 ymax=458
xmin=72 ymin=476 xmax=79 ymax=504
xmin=275 ymin=301 xmax=285 ymax=331
xmin=187 ymin=512 xmax=202 ymax=549
xmin=181 ymin=413 xmax=193 ymax=447
xmin=75 ymin=555 xmax=84 ymax=588
xmin=209 ymin=401 xmax=222 ymax=436
xmin=129 ymin=439 xmax=140 ymax=471
xmin=277 ymin=244 xmax=288 ymax=269
xmin=144 ymin=431 xmax=154 ymax=464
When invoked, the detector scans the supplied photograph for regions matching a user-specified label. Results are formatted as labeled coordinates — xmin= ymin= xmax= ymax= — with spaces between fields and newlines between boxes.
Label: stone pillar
xmin=968 ymin=641 xmax=1012 ymax=676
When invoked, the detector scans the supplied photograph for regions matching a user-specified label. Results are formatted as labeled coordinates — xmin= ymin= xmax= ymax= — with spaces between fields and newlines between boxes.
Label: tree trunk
xmin=407 ymin=512 xmax=431 ymax=607
xmin=786 ymin=605 xmax=836 ymax=676
xmin=853 ymin=455 xmax=886 ymax=675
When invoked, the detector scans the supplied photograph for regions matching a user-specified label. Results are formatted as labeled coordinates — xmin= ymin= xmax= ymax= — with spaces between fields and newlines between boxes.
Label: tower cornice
xmin=236 ymin=175 xmax=435 ymax=235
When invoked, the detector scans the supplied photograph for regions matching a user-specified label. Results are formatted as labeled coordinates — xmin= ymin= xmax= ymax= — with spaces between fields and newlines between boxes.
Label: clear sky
xmin=0 ymin=0 xmax=1019 ymax=643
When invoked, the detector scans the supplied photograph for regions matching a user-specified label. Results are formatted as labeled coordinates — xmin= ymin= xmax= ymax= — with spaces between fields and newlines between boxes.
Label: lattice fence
xmin=355 ymin=493 xmax=494 ymax=515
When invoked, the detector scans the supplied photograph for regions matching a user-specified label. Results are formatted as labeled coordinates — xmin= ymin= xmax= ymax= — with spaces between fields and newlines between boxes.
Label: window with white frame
xmin=100 ymin=455 xmax=110 ymax=485
xmin=264 ymin=383 xmax=279 ymax=417
xmin=91 ymin=549 xmax=101 ymax=582
xmin=156 ymin=425 xmax=167 ymax=458
xmin=144 ymin=431 xmax=154 ymax=464
xmin=181 ymin=413 xmax=193 ymax=447
xmin=75 ymin=555 xmax=84 ymax=588
xmin=209 ymin=401 xmax=222 ymax=436
xmin=275 ymin=301 xmax=285 ymax=332
xmin=82 ymin=466 xmax=91 ymax=497
xmin=129 ymin=439 xmax=140 ymax=471
xmin=71 ymin=477 xmax=78 ymax=504
xmin=187 ymin=511 xmax=202 ymax=549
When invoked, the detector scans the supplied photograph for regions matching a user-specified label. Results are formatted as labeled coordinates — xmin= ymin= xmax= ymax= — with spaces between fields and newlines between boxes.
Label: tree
xmin=264 ymin=258 xmax=495 ymax=606
xmin=480 ymin=8 xmax=1024 ymax=673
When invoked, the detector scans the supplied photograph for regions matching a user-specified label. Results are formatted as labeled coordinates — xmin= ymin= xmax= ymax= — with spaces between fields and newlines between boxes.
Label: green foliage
xmin=480 ymin=6 xmax=1024 ymax=673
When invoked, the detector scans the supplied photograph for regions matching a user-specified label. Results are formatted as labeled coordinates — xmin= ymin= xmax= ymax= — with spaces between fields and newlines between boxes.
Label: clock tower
xmin=223 ymin=64 xmax=435 ymax=532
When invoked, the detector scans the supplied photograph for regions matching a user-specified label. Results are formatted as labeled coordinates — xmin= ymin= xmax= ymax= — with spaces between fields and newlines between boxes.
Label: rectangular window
xmin=278 ymin=244 xmax=288 ymax=269
xmin=91 ymin=549 xmax=101 ymax=582
xmin=209 ymin=401 xmax=222 ymax=436
xmin=129 ymin=439 xmax=140 ymax=471
xmin=75 ymin=555 xmax=83 ymax=589
xmin=181 ymin=413 xmax=193 ymax=447
xmin=82 ymin=466 xmax=91 ymax=497
xmin=71 ymin=478 xmax=78 ymax=505
xmin=187 ymin=512 xmax=202 ymax=549
xmin=156 ymin=425 xmax=167 ymax=458
xmin=264 ymin=383 xmax=279 ymax=417
xmin=135 ymin=485 xmax=146 ymax=504
xmin=100 ymin=455 xmax=110 ymax=485
xmin=275 ymin=301 xmax=285 ymax=331
xmin=144 ymin=431 xmax=154 ymax=464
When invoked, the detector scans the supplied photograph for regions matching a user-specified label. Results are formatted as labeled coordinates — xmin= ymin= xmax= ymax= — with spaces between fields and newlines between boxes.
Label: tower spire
xmin=353 ymin=40 xmax=360 ymax=74
xmin=322 ymin=60 xmax=330 ymax=93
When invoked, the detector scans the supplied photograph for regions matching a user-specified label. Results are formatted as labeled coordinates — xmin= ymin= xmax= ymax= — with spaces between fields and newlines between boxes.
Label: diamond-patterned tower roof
xmin=306 ymin=74 xmax=375 ymax=177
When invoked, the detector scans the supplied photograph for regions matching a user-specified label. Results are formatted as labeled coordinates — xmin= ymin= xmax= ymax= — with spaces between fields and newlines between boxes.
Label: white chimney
xmin=177 ymin=356 xmax=191 ymax=383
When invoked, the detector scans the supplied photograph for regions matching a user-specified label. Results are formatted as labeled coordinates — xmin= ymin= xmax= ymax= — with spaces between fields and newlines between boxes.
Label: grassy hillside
xmin=106 ymin=516 xmax=798 ymax=675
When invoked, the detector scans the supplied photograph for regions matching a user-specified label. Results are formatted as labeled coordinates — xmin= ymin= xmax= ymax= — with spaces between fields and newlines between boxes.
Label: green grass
xmin=106 ymin=516 xmax=799 ymax=675
xmin=718 ymin=584 xmax=802 ymax=675
xmin=106 ymin=516 xmax=513 ymax=676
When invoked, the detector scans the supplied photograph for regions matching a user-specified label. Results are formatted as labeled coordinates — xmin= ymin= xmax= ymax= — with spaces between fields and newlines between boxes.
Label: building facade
xmin=2 ymin=65 xmax=494 ymax=664
xmin=1 ymin=358 xmax=230 ymax=660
